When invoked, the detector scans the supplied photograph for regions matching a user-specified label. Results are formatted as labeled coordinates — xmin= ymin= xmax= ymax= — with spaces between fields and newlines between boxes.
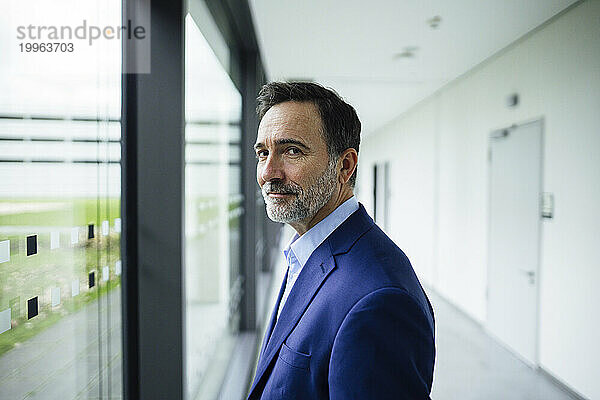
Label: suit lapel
xmin=249 ymin=240 xmax=336 ymax=395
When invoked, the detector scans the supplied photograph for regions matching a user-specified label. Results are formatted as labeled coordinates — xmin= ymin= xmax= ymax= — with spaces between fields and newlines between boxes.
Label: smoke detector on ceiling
xmin=427 ymin=15 xmax=442 ymax=29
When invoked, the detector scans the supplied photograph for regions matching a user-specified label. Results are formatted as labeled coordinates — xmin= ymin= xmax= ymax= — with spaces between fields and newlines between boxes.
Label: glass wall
xmin=184 ymin=13 xmax=243 ymax=400
xmin=0 ymin=1 xmax=122 ymax=398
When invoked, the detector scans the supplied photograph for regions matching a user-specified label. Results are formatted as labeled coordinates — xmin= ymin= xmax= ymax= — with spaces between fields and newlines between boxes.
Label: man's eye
xmin=286 ymin=147 xmax=301 ymax=155
xmin=256 ymin=150 xmax=268 ymax=159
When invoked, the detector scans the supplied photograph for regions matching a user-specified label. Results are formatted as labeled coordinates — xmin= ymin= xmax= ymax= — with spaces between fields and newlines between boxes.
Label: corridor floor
xmin=428 ymin=289 xmax=581 ymax=400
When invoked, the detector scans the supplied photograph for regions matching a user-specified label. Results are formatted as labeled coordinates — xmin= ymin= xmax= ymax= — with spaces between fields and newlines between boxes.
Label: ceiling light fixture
xmin=285 ymin=77 xmax=314 ymax=82
xmin=393 ymin=46 xmax=419 ymax=59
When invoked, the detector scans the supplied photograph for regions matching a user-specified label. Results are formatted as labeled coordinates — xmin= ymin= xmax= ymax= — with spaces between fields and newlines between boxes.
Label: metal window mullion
xmin=121 ymin=0 xmax=185 ymax=398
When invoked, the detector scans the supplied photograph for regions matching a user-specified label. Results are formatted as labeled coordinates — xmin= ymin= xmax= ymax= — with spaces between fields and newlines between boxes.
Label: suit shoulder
xmin=351 ymin=224 xmax=410 ymax=261
xmin=332 ymin=224 xmax=432 ymax=316
xmin=338 ymin=224 xmax=413 ymax=281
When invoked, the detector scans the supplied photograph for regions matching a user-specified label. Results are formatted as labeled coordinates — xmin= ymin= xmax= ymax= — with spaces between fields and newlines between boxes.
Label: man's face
xmin=255 ymin=101 xmax=338 ymax=224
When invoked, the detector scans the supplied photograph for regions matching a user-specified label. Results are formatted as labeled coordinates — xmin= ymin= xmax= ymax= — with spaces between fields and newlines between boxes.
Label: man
xmin=248 ymin=82 xmax=435 ymax=399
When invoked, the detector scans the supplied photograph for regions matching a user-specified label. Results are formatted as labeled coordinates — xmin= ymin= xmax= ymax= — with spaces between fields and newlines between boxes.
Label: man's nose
xmin=260 ymin=154 xmax=285 ymax=183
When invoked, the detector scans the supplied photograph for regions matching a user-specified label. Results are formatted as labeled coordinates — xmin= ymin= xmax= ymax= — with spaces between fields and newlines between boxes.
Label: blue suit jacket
xmin=248 ymin=204 xmax=435 ymax=399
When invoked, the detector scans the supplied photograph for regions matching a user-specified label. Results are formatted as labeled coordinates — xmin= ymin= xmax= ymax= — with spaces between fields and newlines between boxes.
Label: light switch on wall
xmin=542 ymin=192 xmax=554 ymax=219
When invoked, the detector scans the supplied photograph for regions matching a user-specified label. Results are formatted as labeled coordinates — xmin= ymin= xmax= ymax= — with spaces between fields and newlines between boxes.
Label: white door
xmin=487 ymin=120 xmax=542 ymax=366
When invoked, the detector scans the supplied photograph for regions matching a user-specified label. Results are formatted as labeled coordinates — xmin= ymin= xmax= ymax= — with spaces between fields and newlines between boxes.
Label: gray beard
xmin=262 ymin=158 xmax=337 ymax=224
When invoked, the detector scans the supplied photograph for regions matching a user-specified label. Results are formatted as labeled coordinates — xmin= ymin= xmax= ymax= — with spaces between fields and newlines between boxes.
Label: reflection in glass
xmin=185 ymin=14 xmax=243 ymax=400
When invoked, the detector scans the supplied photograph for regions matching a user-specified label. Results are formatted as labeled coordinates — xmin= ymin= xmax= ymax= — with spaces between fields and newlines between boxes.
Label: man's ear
xmin=338 ymin=148 xmax=358 ymax=185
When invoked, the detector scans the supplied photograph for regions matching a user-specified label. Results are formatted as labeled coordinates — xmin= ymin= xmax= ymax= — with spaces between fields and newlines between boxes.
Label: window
xmin=0 ymin=1 xmax=122 ymax=398
xmin=184 ymin=13 xmax=243 ymax=399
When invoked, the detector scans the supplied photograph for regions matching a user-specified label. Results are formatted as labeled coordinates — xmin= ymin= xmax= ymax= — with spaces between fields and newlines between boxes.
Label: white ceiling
xmin=249 ymin=0 xmax=577 ymax=136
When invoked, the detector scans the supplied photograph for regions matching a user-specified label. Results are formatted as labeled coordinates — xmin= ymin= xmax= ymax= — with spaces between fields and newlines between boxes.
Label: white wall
xmin=357 ymin=2 xmax=600 ymax=398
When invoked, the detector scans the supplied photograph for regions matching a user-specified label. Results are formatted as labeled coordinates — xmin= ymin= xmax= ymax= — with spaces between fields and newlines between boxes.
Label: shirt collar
xmin=283 ymin=195 xmax=359 ymax=269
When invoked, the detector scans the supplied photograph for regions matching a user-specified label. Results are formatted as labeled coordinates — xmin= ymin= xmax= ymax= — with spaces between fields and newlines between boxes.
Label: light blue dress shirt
xmin=276 ymin=195 xmax=359 ymax=319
